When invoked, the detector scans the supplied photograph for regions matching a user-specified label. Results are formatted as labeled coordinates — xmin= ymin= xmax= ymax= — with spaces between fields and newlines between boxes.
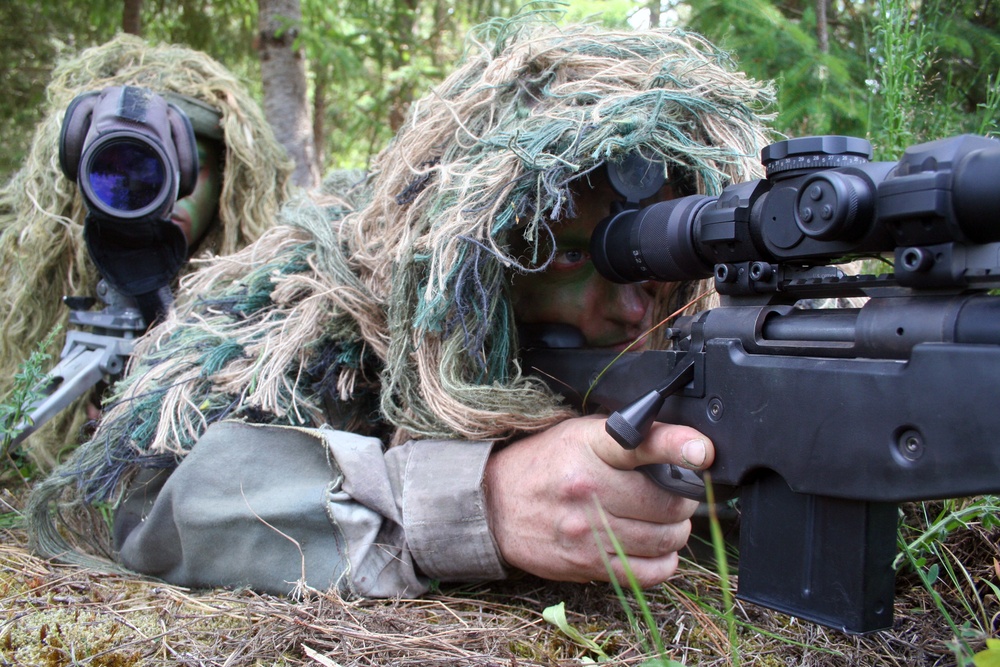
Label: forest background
xmin=2 ymin=0 xmax=998 ymax=189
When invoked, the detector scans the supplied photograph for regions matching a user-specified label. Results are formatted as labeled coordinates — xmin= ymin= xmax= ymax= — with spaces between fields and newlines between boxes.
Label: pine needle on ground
xmin=1 ymin=484 xmax=996 ymax=667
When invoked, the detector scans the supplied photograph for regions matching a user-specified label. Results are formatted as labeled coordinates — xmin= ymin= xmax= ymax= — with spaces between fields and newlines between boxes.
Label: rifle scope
xmin=56 ymin=86 xmax=206 ymax=307
xmin=59 ymin=86 xmax=199 ymax=223
xmin=591 ymin=134 xmax=1000 ymax=290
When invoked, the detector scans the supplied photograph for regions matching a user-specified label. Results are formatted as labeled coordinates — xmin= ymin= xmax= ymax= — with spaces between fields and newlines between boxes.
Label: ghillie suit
xmin=29 ymin=18 xmax=773 ymax=566
xmin=0 ymin=35 xmax=295 ymax=466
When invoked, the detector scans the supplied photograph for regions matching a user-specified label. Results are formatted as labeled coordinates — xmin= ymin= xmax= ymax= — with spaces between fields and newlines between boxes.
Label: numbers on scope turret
xmin=766 ymin=154 xmax=870 ymax=178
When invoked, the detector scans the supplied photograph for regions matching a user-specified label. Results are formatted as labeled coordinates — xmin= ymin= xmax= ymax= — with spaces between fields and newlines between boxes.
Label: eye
xmin=552 ymin=248 xmax=589 ymax=271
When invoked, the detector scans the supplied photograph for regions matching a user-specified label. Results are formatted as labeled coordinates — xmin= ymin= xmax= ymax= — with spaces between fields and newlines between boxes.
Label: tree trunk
xmin=257 ymin=0 xmax=319 ymax=189
xmin=123 ymin=0 xmax=142 ymax=35
xmin=816 ymin=0 xmax=829 ymax=54
xmin=387 ymin=0 xmax=418 ymax=132
xmin=648 ymin=0 xmax=661 ymax=28
xmin=312 ymin=66 xmax=327 ymax=170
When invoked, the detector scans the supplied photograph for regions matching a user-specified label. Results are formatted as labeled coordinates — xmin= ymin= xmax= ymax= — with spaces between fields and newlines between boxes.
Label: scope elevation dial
xmin=762 ymin=135 xmax=873 ymax=179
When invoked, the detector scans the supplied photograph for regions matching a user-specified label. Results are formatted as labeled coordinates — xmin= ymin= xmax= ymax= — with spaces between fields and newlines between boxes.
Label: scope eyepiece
xmin=590 ymin=194 xmax=718 ymax=284
xmin=82 ymin=136 xmax=171 ymax=218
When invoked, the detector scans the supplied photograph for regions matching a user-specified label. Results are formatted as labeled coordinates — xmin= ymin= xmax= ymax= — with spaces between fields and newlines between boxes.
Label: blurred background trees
xmin=2 ymin=0 xmax=997 ymax=182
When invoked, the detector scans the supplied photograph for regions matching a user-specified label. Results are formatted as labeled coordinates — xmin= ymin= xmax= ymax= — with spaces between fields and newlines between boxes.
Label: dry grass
xmin=1 ymin=484 xmax=997 ymax=667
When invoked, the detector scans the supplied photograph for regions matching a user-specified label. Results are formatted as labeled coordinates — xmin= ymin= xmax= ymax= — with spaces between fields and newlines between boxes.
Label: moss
xmin=0 ymin=544 xmax=261 ymax=667
xmin=2 ymin=610 xmax=146 ymax=666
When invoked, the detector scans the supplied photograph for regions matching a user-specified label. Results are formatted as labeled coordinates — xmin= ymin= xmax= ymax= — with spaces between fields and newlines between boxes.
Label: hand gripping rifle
xmin=521 ymin=134 xmax=1000 ymax=633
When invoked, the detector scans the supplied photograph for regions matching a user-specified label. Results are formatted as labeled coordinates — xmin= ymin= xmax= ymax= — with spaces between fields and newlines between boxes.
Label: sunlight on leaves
xmin=973 ymin=638 xmax=1000 ymax=667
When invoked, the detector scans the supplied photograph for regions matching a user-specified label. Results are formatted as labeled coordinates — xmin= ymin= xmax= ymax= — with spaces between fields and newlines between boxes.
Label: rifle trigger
xmin=605 ymin=352 xmax=697 ymax=449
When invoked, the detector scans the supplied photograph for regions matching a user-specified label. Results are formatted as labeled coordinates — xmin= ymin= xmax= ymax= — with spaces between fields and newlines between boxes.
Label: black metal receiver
xmin=522 ymin=134 xmax=1000 ymax=634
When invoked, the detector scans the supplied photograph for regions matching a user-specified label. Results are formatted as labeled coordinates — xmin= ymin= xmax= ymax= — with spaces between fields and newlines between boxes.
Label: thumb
xmin=590 ymin=417 xmax=713 ymax=472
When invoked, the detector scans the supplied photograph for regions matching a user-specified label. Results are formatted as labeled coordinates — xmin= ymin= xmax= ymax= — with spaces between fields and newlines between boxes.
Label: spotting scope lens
xmin=59 ymin=85 xmax=200 ymax=223
xmin=84 ymin=138 xmax=168 ymax=215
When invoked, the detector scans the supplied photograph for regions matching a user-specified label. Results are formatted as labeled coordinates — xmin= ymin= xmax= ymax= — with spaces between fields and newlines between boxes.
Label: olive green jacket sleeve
xmin=113 ymin=421 xmax=506 ymax=597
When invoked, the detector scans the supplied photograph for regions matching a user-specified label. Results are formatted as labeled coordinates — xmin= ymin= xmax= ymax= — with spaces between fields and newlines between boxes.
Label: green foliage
xmin=0 ymin=326 xmax=60 ymax=485
xmin=868 ymin=0 xmax=931 ymax=154
xmin=684 ymin=0 xmax=1000 ymax=146
xmin=977 ymin=74 xmax=1000 ymax=136
xmin=542 ymin=601 xmax=614 ymax=661
xmin=591 ymin=503 xmax=692 ymax=666
xmin=974 ymin=639 xmax=1000 ymax=667
xmin=299 ymin=0 xmax=442 ymax=169
xmin=298 ymin=0 xmax=611 ymax=171
xmin=0 ymin=0 xmax=120 ymax=177
xmin=139 ymin=0 xmax=260 ymax=86
xmin=897 ymin=496 xmax=1000 ymax=664
xmin=3 ymin=0 xmax=996 ymax=182
xmin=563 ymin=0 xmax=639 ymax=27
xmin=703 ymin=476 xmax=738 ymax=666
xmin=685 ymin=0 xmax=870 ymax=137
xmin=867 ymin=0 xmax=1000 ymax=157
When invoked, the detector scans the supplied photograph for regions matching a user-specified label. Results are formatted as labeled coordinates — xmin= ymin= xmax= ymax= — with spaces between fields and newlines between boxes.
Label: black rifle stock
xmin=522 ymin=133 xmax=1000 ymax=633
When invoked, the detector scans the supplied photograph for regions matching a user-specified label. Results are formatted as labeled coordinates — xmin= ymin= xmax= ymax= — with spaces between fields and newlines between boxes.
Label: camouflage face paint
xmin=511 ymin=177 xmax=679 ymax=351
xmin=170 ymin=137 xmax=222 ymax=251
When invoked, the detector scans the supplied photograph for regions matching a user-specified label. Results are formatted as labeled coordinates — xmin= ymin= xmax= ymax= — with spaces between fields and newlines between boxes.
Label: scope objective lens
xmin=85 ymin=138 xmax=167 ymax=214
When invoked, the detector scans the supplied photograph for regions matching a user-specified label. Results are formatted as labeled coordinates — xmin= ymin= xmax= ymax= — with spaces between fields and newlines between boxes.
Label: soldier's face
xmin=511 ymin=177 xmax=679 ymax=351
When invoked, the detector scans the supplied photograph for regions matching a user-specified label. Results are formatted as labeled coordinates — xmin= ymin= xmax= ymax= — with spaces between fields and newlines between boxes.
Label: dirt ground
xmin=2 ymin=486 xmax=997 ymax=667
